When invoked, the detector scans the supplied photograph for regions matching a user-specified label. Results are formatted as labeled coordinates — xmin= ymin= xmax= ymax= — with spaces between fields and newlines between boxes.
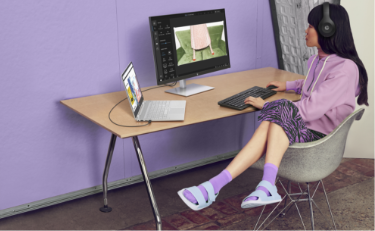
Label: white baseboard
xmin=0 ymin=150 xmax=239 ymax=219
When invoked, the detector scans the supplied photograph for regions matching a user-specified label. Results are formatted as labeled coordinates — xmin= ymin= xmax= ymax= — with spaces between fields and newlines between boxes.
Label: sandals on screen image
xmin=241 ymin=180 xmax=282 ymax=209
xmin=177 ymin=181 xmax=219 ymax=211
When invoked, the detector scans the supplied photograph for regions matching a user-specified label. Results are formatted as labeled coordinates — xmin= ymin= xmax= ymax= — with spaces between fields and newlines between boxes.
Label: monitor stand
xmin=165 ymin=80 xmax=214 ymax=97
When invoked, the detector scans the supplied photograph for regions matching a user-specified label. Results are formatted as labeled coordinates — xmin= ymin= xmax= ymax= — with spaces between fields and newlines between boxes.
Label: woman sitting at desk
xmin=178 ymin=3 xmax=369 ymax=211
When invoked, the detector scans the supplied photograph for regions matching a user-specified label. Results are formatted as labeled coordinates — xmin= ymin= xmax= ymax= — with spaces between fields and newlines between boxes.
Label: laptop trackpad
xmin=170 ymin=101 xmax=186 ymax=108
xmin=169 ymin=108 xmax=184 ymax=114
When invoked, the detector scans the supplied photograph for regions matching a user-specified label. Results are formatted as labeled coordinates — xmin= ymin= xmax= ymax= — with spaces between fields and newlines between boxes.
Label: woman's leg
xmin=264 ymin=122 xmax=290 ymax=168
xmin=225 ymin=121 xmax=271 ymax=180
xmin=182 ymin=121 xmax=271 ymax=204
xmin=193 ymin=49 xmax=196 ymax=61
xmin=244 ymin=122 xmax=290 ymax=202
xmin=209 ymin=44 xmax=214 ymax=55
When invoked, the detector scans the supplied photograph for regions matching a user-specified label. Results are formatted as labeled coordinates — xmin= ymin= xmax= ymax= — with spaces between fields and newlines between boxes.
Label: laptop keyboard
xmin=144 ymin=101 xmax=170 ymax=120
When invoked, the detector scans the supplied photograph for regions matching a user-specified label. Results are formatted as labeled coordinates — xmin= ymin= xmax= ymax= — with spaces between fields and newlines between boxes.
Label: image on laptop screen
xmin=122 ymin=63 xmax=143 ymax=113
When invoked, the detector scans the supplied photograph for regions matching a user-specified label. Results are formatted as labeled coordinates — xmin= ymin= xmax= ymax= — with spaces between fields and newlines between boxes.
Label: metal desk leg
xmin=100 ymin=133 xmax=117 ymax=213
xmin=132 ymin=136 xmax=162 ymax=231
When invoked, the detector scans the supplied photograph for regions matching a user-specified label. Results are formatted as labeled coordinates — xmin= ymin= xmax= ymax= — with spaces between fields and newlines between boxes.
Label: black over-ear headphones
xmin=318 ymin=2 xmax=336 ymax=37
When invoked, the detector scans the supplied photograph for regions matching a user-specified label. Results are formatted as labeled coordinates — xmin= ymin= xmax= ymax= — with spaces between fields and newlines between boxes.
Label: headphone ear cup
xmin=318 ymin=20 xmax=336 ymax=37
xmin=319 ymin=2 xmax=336 ymax=37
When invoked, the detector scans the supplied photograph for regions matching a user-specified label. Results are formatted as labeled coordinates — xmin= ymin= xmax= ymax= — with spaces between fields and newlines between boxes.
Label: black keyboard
xmin=218 ymin=86 xmax=277 ymax=110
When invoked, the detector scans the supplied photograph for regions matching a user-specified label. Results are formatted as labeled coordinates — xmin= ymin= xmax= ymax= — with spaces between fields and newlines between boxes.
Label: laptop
xmin=121 ymin=62 xmax=186 ymax=121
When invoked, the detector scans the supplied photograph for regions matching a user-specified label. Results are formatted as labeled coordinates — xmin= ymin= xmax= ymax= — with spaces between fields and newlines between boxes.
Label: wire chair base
xmin=252 ymin=177 xmax=337 ymax=231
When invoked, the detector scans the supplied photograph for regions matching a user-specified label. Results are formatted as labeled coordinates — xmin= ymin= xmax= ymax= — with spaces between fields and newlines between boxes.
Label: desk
xmin=60 ymin=67 xmax=303 ymax=230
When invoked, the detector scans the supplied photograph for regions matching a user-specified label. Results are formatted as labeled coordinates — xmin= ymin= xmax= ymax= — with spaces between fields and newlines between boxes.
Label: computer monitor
xmin=149 ymin=9 xmax=230 ymax=96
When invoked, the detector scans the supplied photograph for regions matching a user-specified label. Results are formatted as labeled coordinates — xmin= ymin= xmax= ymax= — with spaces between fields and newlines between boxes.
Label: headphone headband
xmin=323 ymin=2 xmax=330 ymax=17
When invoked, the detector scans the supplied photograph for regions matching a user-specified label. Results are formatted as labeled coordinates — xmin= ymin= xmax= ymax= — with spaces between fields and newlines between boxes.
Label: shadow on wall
xmin=123 ymin=21 xmax=157 ymax=88
xmin=56 ymin=101 xmax=105 ymax=185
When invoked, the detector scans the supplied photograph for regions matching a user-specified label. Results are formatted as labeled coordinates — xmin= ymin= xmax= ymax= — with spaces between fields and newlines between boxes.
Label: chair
xmin=249 ymin=107 xmax=365 ymax=230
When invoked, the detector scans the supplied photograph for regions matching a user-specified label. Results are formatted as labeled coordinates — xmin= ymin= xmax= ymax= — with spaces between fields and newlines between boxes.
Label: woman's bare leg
xmin=193 ymin=49 xmax=196 ymax=61
xmin=225 ymin=121 xmax=270 ymax=180
xmin=182 ymin=121 xmax=289 ymax=205
xmin=209 ymin=44 xmax=214 ymax=55
xmin=265 ymin=122 xmax=290 ymax=168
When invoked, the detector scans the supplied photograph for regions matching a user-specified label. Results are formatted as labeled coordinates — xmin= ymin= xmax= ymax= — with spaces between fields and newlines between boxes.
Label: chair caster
xmin=100 ymin=205 xmax=112 ymax=213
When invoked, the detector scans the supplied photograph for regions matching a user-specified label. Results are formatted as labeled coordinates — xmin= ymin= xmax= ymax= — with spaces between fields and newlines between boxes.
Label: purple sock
xmin=245 ymin=163 xmax=278 ymax=201
xmin=183 ymin=169 xmax=232 ymax=204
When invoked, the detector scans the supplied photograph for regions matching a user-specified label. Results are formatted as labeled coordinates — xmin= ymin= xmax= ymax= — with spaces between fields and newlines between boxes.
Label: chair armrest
xmin=289 ymin=108 xmax=365 ymax=149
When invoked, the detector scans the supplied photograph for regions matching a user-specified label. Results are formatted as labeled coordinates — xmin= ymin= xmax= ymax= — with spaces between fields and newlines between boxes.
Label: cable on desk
xmin=108 ymin=82 xmax=177 ymax=127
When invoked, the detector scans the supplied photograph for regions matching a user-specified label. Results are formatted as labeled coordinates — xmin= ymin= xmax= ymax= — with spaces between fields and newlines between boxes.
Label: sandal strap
xmin=256 ymin=180 xmax=277 ymax=197
xmin=185 ymin=186 xmax=206 ymax=206
xmin=201 ymin=181 xmax=216 ymax=202
xmin=245 ymin=189 xmax=268 ymax=201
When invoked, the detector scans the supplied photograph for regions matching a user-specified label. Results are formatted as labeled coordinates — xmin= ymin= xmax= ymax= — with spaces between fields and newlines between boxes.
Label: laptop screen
xmin=121 ymin=62 xmax=144 ymax=118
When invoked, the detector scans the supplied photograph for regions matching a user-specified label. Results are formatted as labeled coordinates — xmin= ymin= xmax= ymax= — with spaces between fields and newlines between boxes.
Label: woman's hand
xmin=244 ymin=96 xmax=267 ymax=109
xmin=266 ymin=81 xmax=287 ymax=91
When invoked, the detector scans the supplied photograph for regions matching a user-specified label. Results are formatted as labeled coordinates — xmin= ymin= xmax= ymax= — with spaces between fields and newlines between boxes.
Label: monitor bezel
xmin=149 ymin=8 xmax=231 ymax=85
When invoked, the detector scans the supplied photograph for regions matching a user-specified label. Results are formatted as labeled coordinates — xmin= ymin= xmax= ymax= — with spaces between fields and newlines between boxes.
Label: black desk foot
xmin=100 ymin=205 xmax=112 ymax=213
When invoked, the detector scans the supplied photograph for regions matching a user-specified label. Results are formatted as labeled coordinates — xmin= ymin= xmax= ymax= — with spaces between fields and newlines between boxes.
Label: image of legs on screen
xmin=174 ymin=21 xmax=227 ymax=66
xmin=209 ymin=43 xmax=214 ymax=55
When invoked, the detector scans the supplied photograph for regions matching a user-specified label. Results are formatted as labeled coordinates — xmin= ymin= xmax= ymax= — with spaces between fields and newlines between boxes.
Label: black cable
xmin=108 ymin=81 xmax=177 ymax=127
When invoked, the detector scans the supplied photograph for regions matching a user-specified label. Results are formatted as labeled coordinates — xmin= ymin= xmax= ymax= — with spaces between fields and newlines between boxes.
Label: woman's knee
xmin=258 ymin=121 xmax=271 ymax=131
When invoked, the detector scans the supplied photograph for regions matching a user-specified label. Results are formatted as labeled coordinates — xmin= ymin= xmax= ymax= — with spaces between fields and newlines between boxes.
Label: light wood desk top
xmin=60 ymin=67 xmax=305 ymax=139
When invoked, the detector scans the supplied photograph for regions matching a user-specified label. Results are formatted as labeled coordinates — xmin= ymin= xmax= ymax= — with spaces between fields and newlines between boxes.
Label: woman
xmin=178 ymin=3 xmax=369 ymax=211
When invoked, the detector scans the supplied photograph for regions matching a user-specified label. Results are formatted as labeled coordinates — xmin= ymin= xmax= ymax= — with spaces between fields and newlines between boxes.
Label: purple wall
xmin=0 ymin=0 xmax=277 ymax=211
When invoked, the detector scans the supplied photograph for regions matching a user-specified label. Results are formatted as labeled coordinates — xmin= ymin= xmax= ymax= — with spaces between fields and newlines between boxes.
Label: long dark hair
xmin=308 ymin=3 xmax=369 ymax=106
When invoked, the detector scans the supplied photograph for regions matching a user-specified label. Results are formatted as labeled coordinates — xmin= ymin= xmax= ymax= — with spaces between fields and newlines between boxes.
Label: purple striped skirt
xmin=258 ymin=99 xmax=327 ymax=145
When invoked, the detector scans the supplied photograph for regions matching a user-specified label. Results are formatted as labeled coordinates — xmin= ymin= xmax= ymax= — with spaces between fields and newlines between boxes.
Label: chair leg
xmin=254 ymin=179 xmax=338 ymax=231
xmin=279 ymin=180 xmax=291 ymax=218
xmin=321 ymin=180 xmax=337 ymax=230
xmin=253 ymin=178 xmax=306 ymax=231
xmin=306 ymin=182 xmax=315 ymax=230
xmin=279 ymin=179 xmax=308 ymax=230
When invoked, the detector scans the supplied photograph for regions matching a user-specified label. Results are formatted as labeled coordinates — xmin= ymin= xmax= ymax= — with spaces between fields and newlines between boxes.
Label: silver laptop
xmin=121 ymin=62 xmax=186 ymax=121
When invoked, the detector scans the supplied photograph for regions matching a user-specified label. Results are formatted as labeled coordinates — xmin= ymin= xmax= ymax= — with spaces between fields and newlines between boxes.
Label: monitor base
xmin=165 ymin=82 xmax=214 ymax=97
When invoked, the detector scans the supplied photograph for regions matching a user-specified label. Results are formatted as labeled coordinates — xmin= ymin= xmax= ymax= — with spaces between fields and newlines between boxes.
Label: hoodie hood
xmin=286 ymin=53 xmax=360 ymax=101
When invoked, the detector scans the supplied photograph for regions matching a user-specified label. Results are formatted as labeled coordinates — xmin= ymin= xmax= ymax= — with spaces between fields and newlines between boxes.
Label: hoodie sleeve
xmin=286 ymin=79 xmax=305 ymax=94
xmin=294 ymin=60 xmax=357 ymax=122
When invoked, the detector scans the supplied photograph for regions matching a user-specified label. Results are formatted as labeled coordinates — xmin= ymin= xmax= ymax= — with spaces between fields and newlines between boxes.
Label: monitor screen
xmin=149 ymin=9 xmax=230 ymax=85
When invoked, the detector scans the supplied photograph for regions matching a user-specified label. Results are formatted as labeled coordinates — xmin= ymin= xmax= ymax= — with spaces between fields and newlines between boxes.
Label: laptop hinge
xmin=137 ymin=103 xmax=145 ymax=120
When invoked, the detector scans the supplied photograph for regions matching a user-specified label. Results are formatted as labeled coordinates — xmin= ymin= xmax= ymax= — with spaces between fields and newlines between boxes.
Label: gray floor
xmin=0 ymin=158 xmax=373 ymax=230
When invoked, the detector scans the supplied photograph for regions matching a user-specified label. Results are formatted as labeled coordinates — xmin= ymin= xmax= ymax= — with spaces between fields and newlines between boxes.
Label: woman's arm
xmin=294 ymin=61 xmax=357 ymax=122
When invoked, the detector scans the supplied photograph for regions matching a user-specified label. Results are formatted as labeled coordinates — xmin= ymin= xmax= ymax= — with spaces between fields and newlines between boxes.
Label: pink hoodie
xmin=283 ymin=53 xmax=360 ymax=135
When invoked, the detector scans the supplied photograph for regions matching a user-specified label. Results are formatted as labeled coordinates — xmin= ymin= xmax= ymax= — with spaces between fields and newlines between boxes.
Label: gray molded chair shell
xmin=250 ymin=108 xmax=365 ymax=183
